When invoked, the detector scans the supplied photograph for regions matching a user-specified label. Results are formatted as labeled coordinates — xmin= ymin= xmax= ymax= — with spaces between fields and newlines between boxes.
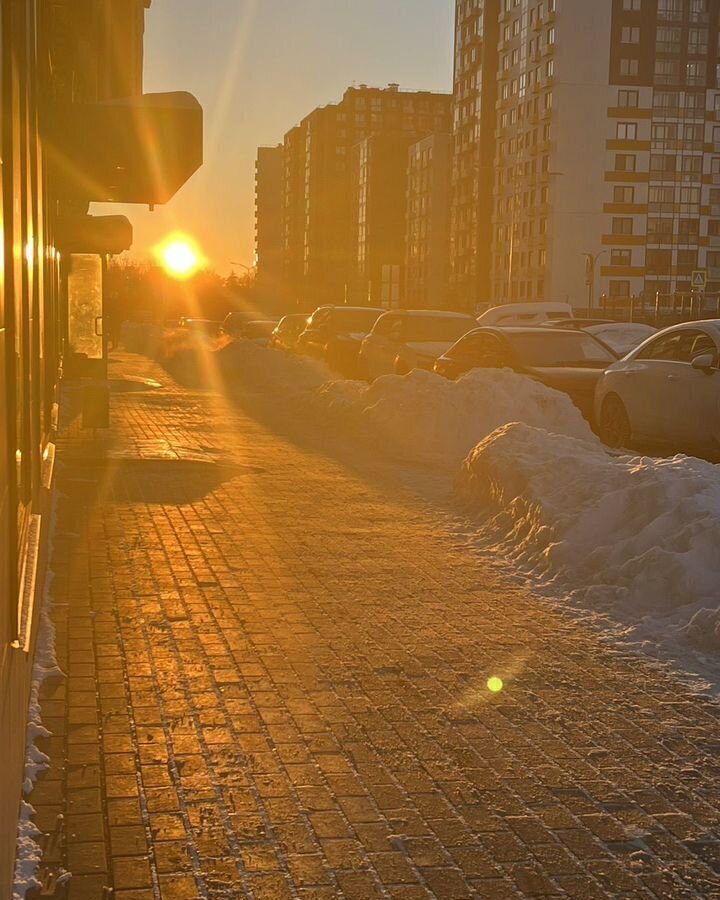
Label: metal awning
xmin=56 ymin=215 xmax=133 ymax=255
xmin=54 ymin=91 xmax=203 ymax=205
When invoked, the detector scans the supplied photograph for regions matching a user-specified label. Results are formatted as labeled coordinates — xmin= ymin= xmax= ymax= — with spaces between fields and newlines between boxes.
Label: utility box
xmin=82 ymin=380 xmax=110 ymax=429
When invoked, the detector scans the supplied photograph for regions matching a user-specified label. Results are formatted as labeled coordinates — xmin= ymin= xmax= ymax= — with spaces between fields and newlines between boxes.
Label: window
xmin=612 ymin=217 xmax=634 ymax=235
xmin=611 ymin=249 xmax=632 ymax=266
xmin=638 ymin=331 xmax=716 ymax=363
xmin=618 ymin=89 xmax=639 ymax=108
xmin=647 ymin=218 xmax=673 ymax=238
xmin=646 ymin=249 xmax=672 ymax=274
xmin=678 ymin=218 xmax=700 ymax=237
xmin=623 ymin=0 xmax=640 ymax=8
xmin=686 ymin=61 xmax=706 ymax=86
xmin=622 ymin=26 xmax=640 ymax=44
xmin=621 ymin=58 xmax=639 ymax=77
xmin=617 ymin=122 xmax=638 ymax=140
xmin=614 ymin=186 xmax=635 ymax=203
xmin=650 ymin=154 xmax=677 ymax=173
xmin=609 ymin=280 xmax=631 ymax=298
xmin=615 ymin=153 xmax=636 ymax=171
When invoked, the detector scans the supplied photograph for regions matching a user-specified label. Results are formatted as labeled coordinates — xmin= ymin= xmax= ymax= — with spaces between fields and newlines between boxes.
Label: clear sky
xmin=94 ymin=0 xmax=455 ymax=274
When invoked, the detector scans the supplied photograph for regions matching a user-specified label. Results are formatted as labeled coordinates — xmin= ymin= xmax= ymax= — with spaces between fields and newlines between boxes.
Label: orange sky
xmin=92 ymin=0 xmax=454 ymax=275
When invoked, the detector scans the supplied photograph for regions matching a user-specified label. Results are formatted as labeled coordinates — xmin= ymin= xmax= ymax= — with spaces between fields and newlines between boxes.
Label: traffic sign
xmin=691 ymin=270 xmax=707 ymax=292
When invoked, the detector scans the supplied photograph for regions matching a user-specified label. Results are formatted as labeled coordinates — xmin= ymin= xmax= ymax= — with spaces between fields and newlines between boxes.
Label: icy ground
xmin=216 ymin=340 xmax=720 ymax=689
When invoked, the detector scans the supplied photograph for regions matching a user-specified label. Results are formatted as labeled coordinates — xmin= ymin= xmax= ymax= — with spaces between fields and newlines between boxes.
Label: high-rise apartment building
xmin=454 ymin=0 xmax=720 ymax=308
xmin=348 ymin=131 xmax=419 ymax=306
xmin=406 ymin=133 xmax=453 ymax=308
xmin=602 ymin=0 xmax=720 ymax=301
xmin=279 ymin=85 xmax=451 ymax=307
xmin=254 ymin=145 xmax=285 ymax=298
xmin=491 ymin=0 xmax=613 ymax=306
xmin=450 ymin=0 xmax=501 ymax=309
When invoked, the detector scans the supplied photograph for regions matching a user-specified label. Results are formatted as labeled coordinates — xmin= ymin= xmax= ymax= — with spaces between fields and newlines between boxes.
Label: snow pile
xmin=14 ymin=525 xmax=68 ymax=899
xmin=317 ymin=368 xmax=595 ymax=466
xmin=216 ymin=340 xmax=334 ymax=397
xmin=457 ymin=423 xmax=720 ymax=650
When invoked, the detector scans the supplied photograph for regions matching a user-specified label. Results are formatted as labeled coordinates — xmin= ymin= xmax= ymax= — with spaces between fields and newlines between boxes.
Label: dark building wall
xmin=406 ymin=133 xmax=453 ymax=309
xmin=255 ymin=144 xmax=284 ymax=299
xmin=450 ymin=0 xmax=500 ymax=311
xmin=1 ymin=1 xmax=61 ymax=892
xmin=349 ymin=131 xmax=418 ymax=307
xmin=281 ymin=85 xmax=452 ymax=308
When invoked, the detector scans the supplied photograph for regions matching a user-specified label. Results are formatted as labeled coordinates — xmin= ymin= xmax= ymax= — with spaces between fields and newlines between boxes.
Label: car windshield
xmin=333 ymin=310 xmax=382 ymax=332
xmin=508 ymin=331 xmax=616 ymax=367
xmin=404 ymin=316 xmax=474 ymax=342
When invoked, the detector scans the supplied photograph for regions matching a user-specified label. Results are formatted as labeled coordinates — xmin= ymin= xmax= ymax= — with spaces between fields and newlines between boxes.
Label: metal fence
xmin=588 ymin=293 xmax=720 ymax=327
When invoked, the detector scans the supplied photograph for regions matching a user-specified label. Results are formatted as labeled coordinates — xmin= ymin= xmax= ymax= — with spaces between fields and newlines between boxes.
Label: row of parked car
xmin=193 ymin=303 xmax=720 ymax=461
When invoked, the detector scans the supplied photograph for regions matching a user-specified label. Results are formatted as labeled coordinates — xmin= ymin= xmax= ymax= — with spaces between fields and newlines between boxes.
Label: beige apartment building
xmin=453 ymin=0 xmax=720 ymax=309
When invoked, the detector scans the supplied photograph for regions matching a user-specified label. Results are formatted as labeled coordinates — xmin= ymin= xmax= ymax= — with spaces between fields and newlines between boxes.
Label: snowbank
xmin=216 ymin=340 xmax=334 ymax=396
xmin=13 ymin=574 xmax=67 ymax=899
xmin=317 ymin=368 xmax=595 ymax=466
xmin=457 ymin=423 xmax=720 ymax=652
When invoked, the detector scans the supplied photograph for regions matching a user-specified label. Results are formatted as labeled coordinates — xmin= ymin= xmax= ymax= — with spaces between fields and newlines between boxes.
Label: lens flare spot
xmin=487 ymin=676 xmax=504 ymax=694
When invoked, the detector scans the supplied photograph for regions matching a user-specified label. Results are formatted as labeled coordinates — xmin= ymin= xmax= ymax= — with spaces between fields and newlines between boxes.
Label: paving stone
xmin=25 ymin=352 xmax=720 ymax=899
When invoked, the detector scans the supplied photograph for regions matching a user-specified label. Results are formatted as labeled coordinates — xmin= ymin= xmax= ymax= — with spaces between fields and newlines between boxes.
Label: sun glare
xmin=155 ymin=235 xmax=204 ymax=280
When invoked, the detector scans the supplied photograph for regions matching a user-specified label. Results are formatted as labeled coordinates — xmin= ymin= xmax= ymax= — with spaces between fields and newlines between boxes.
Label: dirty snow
xmin=13 ymin=513 xmax=69 ymax=899
xmin=457 ymin=423 xmax=720 ymax=667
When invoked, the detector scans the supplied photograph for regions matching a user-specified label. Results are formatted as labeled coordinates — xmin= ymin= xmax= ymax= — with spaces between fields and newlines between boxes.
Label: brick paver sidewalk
xmin=28 ymin=351 xmax=720 ymax=899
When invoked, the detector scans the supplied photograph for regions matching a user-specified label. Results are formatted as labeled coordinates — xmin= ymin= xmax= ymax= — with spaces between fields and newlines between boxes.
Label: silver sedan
xmin=595 ymin=320 xmax=720 ymax=458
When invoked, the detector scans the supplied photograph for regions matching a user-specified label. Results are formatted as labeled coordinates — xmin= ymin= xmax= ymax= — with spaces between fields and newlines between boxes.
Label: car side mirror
xmin=692 ymin=353 xmax=716 ymax=373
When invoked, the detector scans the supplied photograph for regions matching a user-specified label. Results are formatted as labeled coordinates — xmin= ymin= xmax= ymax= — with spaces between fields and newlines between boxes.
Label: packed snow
xmin=151 ymin=336 xmax=720 ymax=683
xmin=317 ymin=368 xmax=594 ymax=466
xmin=456 ymin=424 xmax=720 ymax=656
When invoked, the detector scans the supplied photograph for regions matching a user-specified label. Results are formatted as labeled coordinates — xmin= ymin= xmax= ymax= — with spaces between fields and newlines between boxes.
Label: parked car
xmin=298 ymin=306 xmax=385 ymax=375
xmin=476 ymin=301 xmax=574 ymax=327
xmin=434 ymin=326 xmax=617 ymax=421
xmin=359 ymin=310 xmax=477 ymax=380
xmin=222 ymin=310 xmax=267 ymax=338
xmin=179 ymin=318 xmax=222 ymax=340
xmin=543 ymin=319 xmax=657 ymax=357
xmin=269 ymin=314 xmax=310 ymax=353
xmin=239 ymin=320 xmax=278 ymax=345
xmin=595 ymin=320 xmax=720 ymax=456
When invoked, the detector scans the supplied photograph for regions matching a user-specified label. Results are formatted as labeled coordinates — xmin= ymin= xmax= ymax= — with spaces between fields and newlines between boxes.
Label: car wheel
xmin=600 ymin=395 xmax=631 ymax=449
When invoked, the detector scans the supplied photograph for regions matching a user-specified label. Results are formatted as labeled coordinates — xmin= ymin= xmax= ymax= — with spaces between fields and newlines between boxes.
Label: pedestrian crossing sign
xmin=691 ymin=270 xmax=707 ymax=291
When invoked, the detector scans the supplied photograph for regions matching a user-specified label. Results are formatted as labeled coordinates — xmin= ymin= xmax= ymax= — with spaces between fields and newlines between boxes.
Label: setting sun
xmin=155 ymin=235 xmax=204 ymax=280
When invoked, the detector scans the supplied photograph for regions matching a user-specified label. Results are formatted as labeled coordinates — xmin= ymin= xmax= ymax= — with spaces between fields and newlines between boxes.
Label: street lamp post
xmin=584 ymin=250 xmax=608 ymax=312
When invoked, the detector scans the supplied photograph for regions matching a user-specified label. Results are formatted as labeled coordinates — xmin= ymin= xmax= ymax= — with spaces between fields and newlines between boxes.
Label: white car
xmin=359 ymin=310 xmax=477 ymax=380
xmin=476 ymin=301 xmax=573 ymax=327
xmin=584 ymin=322 xmax=657 ymax=358
xmin=595 ymin=320 xmax=720 ymax=457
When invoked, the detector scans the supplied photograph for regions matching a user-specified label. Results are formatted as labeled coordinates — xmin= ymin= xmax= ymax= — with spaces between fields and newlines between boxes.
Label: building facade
xmin=254 ymin=144 xmax=285 ymax=300
xmin=406 ymin=133 xmax=453 ymax=308
xmin=450 ymin=0 xmax=501 ymax=310
xmin=452 ymin=0 xmax=720 ymax=309
xmin=348 ymin=131 xmax=419 ymax=307
xmin=279 ymin=85 xmax=452 ymax=308
xmin=490 ymin=0 xmax=612 ymax=306
xmin=601 ymin=0 xmax=720 ymax=302
xmin=0 ymin=2 xmax=201 ymax=892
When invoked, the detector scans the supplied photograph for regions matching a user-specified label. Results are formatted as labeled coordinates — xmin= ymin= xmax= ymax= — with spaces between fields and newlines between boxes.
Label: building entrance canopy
xmin=57 ymin=91 xmax=203 ymax=205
